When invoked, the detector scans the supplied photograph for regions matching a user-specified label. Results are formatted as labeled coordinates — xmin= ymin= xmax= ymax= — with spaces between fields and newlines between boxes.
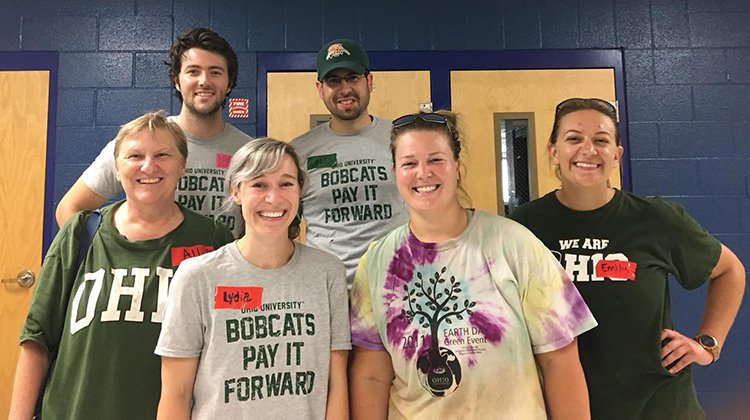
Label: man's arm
xmin=56 ymin=139 xmax=121 ymax=227
xmin=55 ymin=178 xmax=108 ymax=227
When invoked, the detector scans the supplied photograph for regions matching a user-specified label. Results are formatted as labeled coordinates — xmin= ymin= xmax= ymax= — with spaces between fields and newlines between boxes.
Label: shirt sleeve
xmin=349 ymin=250 xmax=386 ymax=350
xmin=511 ymin=228 xmax=598 ymax=354
xmin=81 ymin=139 xmax=123 ymax=198
xmin=662 ymin=200 xmax=722 ymax=290
xmin=328 ymin=258 xmax=352 ymax=351
xmin=155 ymin=258 xmax=204 ymax=358
xmin=20 ymin=213 xmax=88 ymax=350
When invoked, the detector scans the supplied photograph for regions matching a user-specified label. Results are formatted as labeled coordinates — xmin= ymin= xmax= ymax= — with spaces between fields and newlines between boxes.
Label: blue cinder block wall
xmin=3 ymin=0 xmax=748 ymax=416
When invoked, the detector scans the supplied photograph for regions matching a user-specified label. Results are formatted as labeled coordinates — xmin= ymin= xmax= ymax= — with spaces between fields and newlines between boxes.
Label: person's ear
xmin=548 ymin=143 xmax=560 ymax=165
xmin=231 ymin=185 xmax=242 ymax=205
xmin=612 ymin=145 xmax=624 ymax=167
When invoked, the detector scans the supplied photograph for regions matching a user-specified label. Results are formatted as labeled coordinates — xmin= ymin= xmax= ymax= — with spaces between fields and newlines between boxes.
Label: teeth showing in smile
xmin=139 ymin=178 xmax=161 ymax=184
xmin=260 ymin=211 xmax=284 ymax=218
xmin=415 ymin=185 xmax=438 ymax=193
xmin=196 ymin=92 xmax=214 ymax=97
xmin=575 ymin=162 xmax=599 ymax=168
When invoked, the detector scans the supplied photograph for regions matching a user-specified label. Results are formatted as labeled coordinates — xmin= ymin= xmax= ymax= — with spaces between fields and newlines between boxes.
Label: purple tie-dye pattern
xmin=383 ymin=237 xmax=440 ymax=358
xmin=469 ymin=311 xmax=506 ymax=344
xmin=350 ymin=328 xmax=385 ymax=350
xmin=382 ymin=237 xmax=438 ymax=303
xmin=540 ymin=309 xmax=572 ymax=346
xmin=386 ymin=307 xmax=412 ymax=349
xmin=539 ymin=272 xmax=594 ymax=347
xmin=562 ymin=274 xmax=592 ymax=322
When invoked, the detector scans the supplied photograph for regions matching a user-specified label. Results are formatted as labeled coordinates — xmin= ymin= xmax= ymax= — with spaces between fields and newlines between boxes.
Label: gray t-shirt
xmin=81 ymin=119 xmax=250 ymax=238
xmin=155 ymin=241 xmax=351 ymax=420
xmin=291 ymin=116 xmax=408 ymax=284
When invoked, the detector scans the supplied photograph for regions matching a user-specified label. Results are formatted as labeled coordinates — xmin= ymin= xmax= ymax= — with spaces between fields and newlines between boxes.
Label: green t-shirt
xmin=510 ymin=189 xmax=721 ymax=420
xmin=20 ymin=201 xmax=233 ymax=420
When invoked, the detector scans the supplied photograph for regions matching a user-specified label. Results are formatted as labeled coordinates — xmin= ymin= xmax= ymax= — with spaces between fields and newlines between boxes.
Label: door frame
xmin=256 ymin=48 xmax=630 ymax=190
xmin=0 ymin=51 xmax=59 ymax=256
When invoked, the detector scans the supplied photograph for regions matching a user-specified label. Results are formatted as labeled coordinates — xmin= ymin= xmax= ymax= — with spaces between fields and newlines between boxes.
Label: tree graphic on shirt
xmin=401 ymin=266 xmax=475 ymax=396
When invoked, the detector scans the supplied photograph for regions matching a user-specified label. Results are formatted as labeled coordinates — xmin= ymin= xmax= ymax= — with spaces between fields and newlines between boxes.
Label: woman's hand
xmin=660 ymin=329 xmax=713 ymax=374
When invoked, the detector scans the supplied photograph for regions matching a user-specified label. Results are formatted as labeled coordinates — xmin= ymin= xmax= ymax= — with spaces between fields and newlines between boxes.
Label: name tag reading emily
xmin=595 ymin=260 xmax=637 ymax=280
xmin=214 ymin=286 xmax=264 ymax=309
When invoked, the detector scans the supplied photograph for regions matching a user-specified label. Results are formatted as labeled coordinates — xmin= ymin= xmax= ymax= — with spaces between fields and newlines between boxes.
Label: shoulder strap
xmin=75 ymin=210 xmax=101 ymax=270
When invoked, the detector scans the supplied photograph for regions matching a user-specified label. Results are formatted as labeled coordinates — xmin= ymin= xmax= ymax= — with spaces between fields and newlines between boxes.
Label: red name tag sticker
xmin=171 ymin=245 xmax=215 ymax=266
xmin=214 ymin=286 xmax=263 ymax=309
xmin=595 ymin=260 xmax=637 ymax=280
xmin=216 ymin=153 xmax=232 ymax=169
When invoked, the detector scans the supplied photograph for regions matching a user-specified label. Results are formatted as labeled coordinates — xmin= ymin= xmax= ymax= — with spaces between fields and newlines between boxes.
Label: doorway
xmin=0 ymin=51 xmax=58 ymax=418
xmin=258 ymin=49 xmax=628 ymax=216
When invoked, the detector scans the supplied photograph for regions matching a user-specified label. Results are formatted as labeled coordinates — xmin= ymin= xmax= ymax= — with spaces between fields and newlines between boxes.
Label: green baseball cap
xmin=316 ymin=39 xmax=369 ymax=81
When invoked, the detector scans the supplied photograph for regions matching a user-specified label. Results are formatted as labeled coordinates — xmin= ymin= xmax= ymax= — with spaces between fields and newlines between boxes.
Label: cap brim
xmin=318 ymin=61 xmax=367 ymax=80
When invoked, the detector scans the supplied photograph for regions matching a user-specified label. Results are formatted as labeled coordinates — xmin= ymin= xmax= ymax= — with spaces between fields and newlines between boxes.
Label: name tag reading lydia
xmin=214 ymin=286 xmax=263 ymax=309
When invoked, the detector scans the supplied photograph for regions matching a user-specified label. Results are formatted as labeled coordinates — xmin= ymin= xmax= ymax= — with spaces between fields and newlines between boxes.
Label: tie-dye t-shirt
xmin=350 ymin=210 xmax=597 ymax=419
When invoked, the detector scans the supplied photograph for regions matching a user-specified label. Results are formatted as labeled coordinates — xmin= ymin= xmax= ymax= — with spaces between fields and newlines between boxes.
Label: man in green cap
xmin=291 ymin=38 xmax=408 ymax=286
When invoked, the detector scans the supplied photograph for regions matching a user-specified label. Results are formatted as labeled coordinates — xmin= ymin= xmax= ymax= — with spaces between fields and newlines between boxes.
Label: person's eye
xmin=345 ymin=75 xmax=360 ymax=83
xmin=325 ymin=77 xmax=342 ymax=86
xmin=281 ymin=181 xmax=297 ymax=188
xmin=566 ymin=136 xmax=581 ymax=143
xmin=429 ymin=158 xmax=444 ymax=164
xmin=211 ymin=70 xmax=223 ymax=76
xmin=595 ymin=138 xmax=610 ymax=144
xmin=400 ymin=161 xmax=416 ymax=168
xmin=251 ymin=182 xmax=267 ymax=189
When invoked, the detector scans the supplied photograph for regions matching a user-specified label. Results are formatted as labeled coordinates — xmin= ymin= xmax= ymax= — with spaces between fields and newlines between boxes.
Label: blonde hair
xmin=113 ymin=111 xmax=188 ymax=162
xmin=223 ymin=138 xmax=306 ymax=239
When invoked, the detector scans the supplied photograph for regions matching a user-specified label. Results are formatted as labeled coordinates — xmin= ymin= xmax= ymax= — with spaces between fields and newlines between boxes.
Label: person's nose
xmin=141 ymin=155 xmax=157 ymax=174
xmin=580 ymin=138 xmax=596 ymax=155
xmin=416 ymin=161 xmax=432 ymax=179
xmin=265 ymin=186 xmax=280 ymax=203
xmin=197 ymin=71 xmax=208 ymax=86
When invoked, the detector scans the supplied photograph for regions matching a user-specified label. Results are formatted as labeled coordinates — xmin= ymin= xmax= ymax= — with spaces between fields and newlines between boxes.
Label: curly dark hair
xmin=167 ymin=27 xmax=239 ymax=103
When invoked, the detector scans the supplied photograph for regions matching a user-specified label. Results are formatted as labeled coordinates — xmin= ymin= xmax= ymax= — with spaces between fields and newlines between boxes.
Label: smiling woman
xmin=155 ymin=138 xmax=351 ymax=420
xmin=9 ymin=111 xmax=234 ymax=420
xmin=112 ymin=114 xmax=189 ymax=240
xmin=348 ymin=111 xmax=596 ymax=420
xmin=510 ymin=98 xmax=746 ymax=419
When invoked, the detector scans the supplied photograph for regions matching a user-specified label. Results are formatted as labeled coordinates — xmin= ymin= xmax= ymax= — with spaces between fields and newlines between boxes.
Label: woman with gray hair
xmin=156 ymin=138 xmax=350 ymax=420
xmin=9 ymin=111 xmax=233 ymax=420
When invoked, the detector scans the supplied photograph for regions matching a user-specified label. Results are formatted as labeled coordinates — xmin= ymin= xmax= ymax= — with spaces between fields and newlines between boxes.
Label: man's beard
xmin=327 ymin=93 xmax=370 ymax=121
xmin=184 ymin=96 xmax=224 ymax=119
